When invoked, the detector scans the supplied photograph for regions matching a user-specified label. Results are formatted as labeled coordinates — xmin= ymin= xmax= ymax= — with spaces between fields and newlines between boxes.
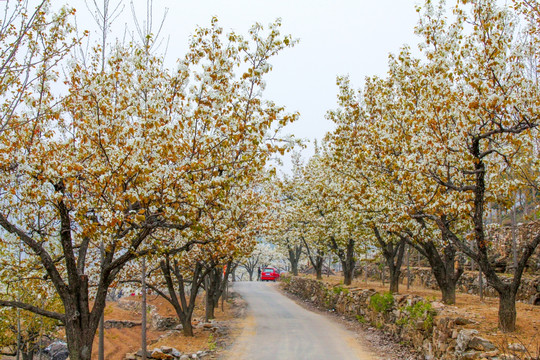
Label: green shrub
xmin=332 ymin=285 xmax=349 ymax=295
xmin=396 ymin=316 xmax=408 ymax=326
xmin=398 ymin=300 xmax=436 ymax=331
xmin=356 ymin=315 xmax=367 ymax=324
xmin=208 ymin=334 xmax=216 ymax=351
xmin=324 ymin=298 xmax=332 ymax=308
xmin=369 ymin=292 xmax=394 ymax=313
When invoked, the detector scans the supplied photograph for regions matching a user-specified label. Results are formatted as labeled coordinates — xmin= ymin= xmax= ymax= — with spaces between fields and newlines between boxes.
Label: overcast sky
xmin=57 ymin=0 xmax=421 ymax=171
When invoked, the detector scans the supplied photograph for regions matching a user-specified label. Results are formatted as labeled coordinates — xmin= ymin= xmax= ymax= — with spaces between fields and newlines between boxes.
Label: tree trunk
xmin=411 ymin=238 xmax=463 ymax=305
xmin=364 ymin=262 xmax=368 ymax=283
xmin=342 ymin=239 xmax=355 ymax=286
xmin=388 ymin=266 xmax=400 ymax=293
xmin=343 ymin=264 xmax=353 ymax=285
xmin=424 ymin=135 xmax=540 ymax=332
xmin=390 ymin=242 xmax=405 ymax=294
xmin=314 ymin=255 xmax=324 ymax=280
xmin=205 ymin=274 xmax=216 ymax=321
xmin=478 ymin=268 xmax=484 ymax=301
xmin=205 ymin=294 xmax=216 ymax=322
xmin=65 ymin=323 xmax=95 ymax=360
xmin=46 ymin=277 xmax=112 ymax=360
xmin=151 ymin=257 xmax=209 ymax=338
xmin=62 ymin=275 xmax=103 ymax=360
xmin=141 ymin=257 xmax=147 ymax=360
xmin=497 ymin=287 xmax=517 ymax=333
xmin=98 ymin=313 xmax=104 ymax=360
xmin=21 ymin=350 xmax=34 ymax=360
xmin=329 ymin=237 xmax=356 ymax=285
xmin=180 ymin=316 xmax=194 ymax=337
xmin=300 ymin=237 xmax=324 ymax=280
xmin=440 ymin=279 xmax=457 ymax=305
xmin=406 ymin=245 xmax=411 ymax=290
xmin=287 ymin=244 xmax=302 ymax=276
xmin=290 ymin=260 xmax=299 ymax=276
xmin=231 ymin=263 xmax=237 ymax=282
xmin=205 ymin=262 xmax=231 ymax=321
xmin=374 ymin=227 xmax=405 ymax=294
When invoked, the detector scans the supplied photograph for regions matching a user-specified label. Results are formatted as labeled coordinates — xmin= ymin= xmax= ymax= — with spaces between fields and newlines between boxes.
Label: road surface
xmin=224 ymin=282 xmax=375 ymax=360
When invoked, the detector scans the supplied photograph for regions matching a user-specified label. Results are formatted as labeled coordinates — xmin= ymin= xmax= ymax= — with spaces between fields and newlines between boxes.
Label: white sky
xmin=56 ymin=0 xmax=421 ymax=171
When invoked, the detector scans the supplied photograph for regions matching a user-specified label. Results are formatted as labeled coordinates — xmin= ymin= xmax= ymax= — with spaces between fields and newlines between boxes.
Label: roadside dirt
xmin=90 ymin=292 xmax=244 ymax=360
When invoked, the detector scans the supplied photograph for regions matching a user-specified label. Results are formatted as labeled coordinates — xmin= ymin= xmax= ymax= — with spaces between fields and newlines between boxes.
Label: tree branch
xmin=0 ymin=300 xmax=65 ymax=322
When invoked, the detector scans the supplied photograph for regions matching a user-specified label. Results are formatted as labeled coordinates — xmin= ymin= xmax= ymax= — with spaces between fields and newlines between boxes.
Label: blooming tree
xmin=325 ymin=0 xmax=540 ymax=330
xmin=0 ymin=10 xmax=297 ymax=359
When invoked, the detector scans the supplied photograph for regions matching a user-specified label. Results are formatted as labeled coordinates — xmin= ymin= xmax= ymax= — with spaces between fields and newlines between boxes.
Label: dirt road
xmin=223 ymin=282 xmax=375 ymax=360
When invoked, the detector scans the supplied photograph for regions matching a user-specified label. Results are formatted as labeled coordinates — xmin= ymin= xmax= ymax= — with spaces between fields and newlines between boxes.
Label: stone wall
xmin=486 ymin=220 xmax=540 ymax=273
xmin=281 ymin=276 xmax=522 ymax=360
xmin=117 ymin=299 xmax=180 ymax=330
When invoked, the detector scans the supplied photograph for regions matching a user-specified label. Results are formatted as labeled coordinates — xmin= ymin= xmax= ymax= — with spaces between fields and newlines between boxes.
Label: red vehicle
xmin=260 ymin=267 xmax=280 ymax=281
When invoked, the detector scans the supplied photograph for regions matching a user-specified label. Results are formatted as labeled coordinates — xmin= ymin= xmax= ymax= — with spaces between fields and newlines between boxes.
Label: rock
xmin=480 ymin=350 xmax=499 ymax=357
xmin=422 ymin=339 xmax=433 ymax=360
xmin=44 ymin=341 xmax=69 ymax=360
xmin=461 ymin=350 xmax=482 ymax=360
xmin=415 ymin=320 xmax=425 ymax=330
xmin=155 ymin=317 xmax=180 ymax=331
xmin=136 ymin=349 xmax=152 ymax=358
xmin=160 ymin=346 xmax=173 ymax=354
xmin=53 ymin=352 xmax=69 ymax=360
xmin=508 ymin=343 xmax=526 ymax=352
xmin=394 ymin=294 xmax=408 ymax=305
xmin=455 ymin=317 xmax=475 ymax=325
xmin=151 ymin=349 xmax=174 ymax=359
xmin=124 ymin=353 xmax=137 ymax=360
xmin=468 ymin=336 xmax=496 ymax=351
xmin=499 ymin=354 xmax=518 ymax=360
xmin=105 ymin=319 xmax=142 ymax=328
xmin=179 ymin=355 xmax=190 ymax=360
xmin=430 ymin=301 xmax=445 ymax=311
xmin=456 ymin=329 xmax=479 ymax=352
xmin=171 ymin=349 xmax=182 ymax=358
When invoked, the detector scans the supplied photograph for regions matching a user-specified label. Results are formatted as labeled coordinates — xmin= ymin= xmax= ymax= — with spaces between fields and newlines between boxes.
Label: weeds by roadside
xmin=495 ymin=334 xmax=539 ymax=360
